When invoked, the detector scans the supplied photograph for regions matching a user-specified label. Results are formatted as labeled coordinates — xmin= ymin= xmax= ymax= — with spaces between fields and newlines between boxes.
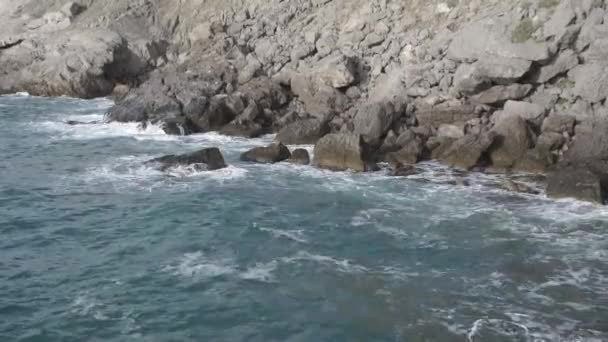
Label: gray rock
xmin=452 ymin=63 xmax=489 ymax=95
xmin=287 ymin=149 xmax=311 ymax=165
xmin=570 ymin=63 xmax=608 ymax=103
xmin=290 ymin=73 xmax=347 ymax=119
xmin=471 ymin=84 xmax=533 ymax=105
xmin=547 ymin=166 xmax=606 ymax=204
xmin=385 ymin=136 xmax=424 ymax=166
xmin=241 ymin=142 xmax=292 ymax=163
xmin=502 ymin=101 xmax=547 ymax=127
xmin=438 ymin=130 xmax=497 ymax=170
xmin=474 ymin=56 xmax=532 ymax=84
xmin=437 ymin=124 xmax=464 ymax=139
xmin=447 ymin=16 xmax=551 ymax=63
xmin=416 ymin=104 xmax=478 ymax=128
xmin=542 ymin=114 xmax=576 ymax=134
xmin=488 ymin=114 xmax=533 ymax=169
xmin=565 ymin=118 xmax=608 ymax=161
xmin=313 ymin=133 xmax=375 ymax=172
xmin=353 ymin=102 xmax=397 ymax=145
xmin=532 ymin=50 xmax=579 ymax=84
xmin=276 ymin=119 xmax=329 ymax=145
xmin=147 ymin=147 xmax=227 ymax=171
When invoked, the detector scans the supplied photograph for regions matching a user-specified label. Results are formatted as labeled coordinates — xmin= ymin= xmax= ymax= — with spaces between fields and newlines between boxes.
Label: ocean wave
xmin=281 ymin=251 xmax=369 ymax=273
xmin=165 ymin=252 xmax=279 ymax=283
xmin=258 ymin=227 xmax=308 ymax=243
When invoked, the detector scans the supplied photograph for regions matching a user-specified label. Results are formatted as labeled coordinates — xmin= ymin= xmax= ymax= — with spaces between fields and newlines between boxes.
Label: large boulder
xmin=502 ymin=101 xmax=547 ymax=127
xmin=352 ymin=102 xmax=397 ymax=145
xmin=385 ymin=136 xmax=424 ymax=166
xmin=437 ymin=131 xmax=497 ymax=170
xmin=290 ymin=73 xmax=348 ymax=120
xmin=488 ymin=114 xmax=533 ymax=170
xmin=313 ymin=133 xmax=376 ymax=172
xmin=240 ymin=142 xmax=292 ymax=164
xmin=276 ymin=119 xmax=329 ymax=145
xmin=146 ymin=148 xmax=227 ymax=171
xmin=547 ymin=166 xmax=606 ymax=204
xmin=565 ymin=118 xmax=608 ymax=161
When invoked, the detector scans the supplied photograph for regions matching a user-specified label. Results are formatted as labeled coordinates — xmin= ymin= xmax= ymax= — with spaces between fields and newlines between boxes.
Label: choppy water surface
xmin=1 ymin=94 xmax=607 ymax=342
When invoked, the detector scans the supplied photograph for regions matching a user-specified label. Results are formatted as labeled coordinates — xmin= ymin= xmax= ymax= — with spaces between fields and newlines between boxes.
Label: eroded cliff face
xmin=2 ymin=0 xmax=608 ymax=202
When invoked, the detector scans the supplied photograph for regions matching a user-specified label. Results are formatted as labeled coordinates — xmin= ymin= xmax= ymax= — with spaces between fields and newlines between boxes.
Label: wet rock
xmin=313 ymin=133 xmax=376 ymax=172
xmin=147 ymin=147 xmax=227 ymax=171
xmin=385 ymin=136 xmax=424 ymax=166
xmin=287 ymin=148 xmax=310 ymax=165
xmin=66 ymin=120 xmax=100 ymax=125
xmin=502 ymin=180 xmax=540 ymax=195
xmin=547 ymin=166 xmax=606 ymax=204
xmin=276 ymin=119 xmax=329 ymax=145
xmin=389 ymin=163 xmax=418 ymax=177
xmin=438 ymin=131 xmax=496 ymax=170
xmin=240 ymin=142 xmax=291 ymax=164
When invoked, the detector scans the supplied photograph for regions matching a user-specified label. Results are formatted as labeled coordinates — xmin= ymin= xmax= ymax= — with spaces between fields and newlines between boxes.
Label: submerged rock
xmin=241 ymin=142 xmax=291 ymax=163
xmin=389 ymin=163 xmax=418 ymax=177
xmin=147 ymin=147 xmax=227 ymax=171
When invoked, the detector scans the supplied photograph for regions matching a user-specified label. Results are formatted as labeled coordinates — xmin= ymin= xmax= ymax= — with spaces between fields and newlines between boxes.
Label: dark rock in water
xmin=241 ymin=142 xmax=291 ymax=163
xmin=438 ymin=130 xmax=496 ymax=170
xmin=147 ymin=147 xmax=227 ymax=171
xmin=276 ymin=119 xmax=329 ymax=145
xmin=313 ymin=133 xmax=377 ymax=172
xmin=389 ymin=163 xmax=418 ymax=177
xmin=66 ymin=120 xmax=100 ymax=125
xmin=502 ymin=180 xmax=540 ymax=195
xmin=287 ymin=149 xmax=310 ymax=165
xmin=546 ymin=166 xmax=606 ymax=204
xmin=385 ymin=135 xmax=424 ymax=166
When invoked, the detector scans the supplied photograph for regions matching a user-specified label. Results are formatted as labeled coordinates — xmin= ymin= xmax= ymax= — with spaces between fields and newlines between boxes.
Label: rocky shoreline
xmin=1 ymin=0 xmax=607 ymax=204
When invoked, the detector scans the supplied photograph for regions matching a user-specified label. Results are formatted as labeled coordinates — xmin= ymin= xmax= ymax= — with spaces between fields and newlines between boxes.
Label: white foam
xmin=71 ymin=294 xmax=109 ymax=321
xmin=164 ymin=252 xmax=235 ymax=278
xmin=239 ymin=261 xmax=278 ymax=282
xmin=282 ymin=251 xmax=369 ymax=273
xmin=259 ymin=227 xmax=308 ymax=243
xmin=36 ymin=119 xmax=172 ymax=141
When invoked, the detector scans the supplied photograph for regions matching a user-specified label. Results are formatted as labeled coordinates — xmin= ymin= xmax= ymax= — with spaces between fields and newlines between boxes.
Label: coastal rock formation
xmin=287 ymin=149 xmax=311 ymax=165
xmin=3 ymin=0 xmax=608 ymax=203
xmin=313 ymin=133 xmax=375 ymax=172
xmin=241 ymin=142 xmax=291 ymax=164
xmin=147 ymin=148 xmax=227 ymax=171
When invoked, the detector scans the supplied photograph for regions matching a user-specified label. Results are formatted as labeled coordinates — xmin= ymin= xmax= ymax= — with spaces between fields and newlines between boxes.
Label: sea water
xmin=1 ymin=94 xmax=607 ymax=341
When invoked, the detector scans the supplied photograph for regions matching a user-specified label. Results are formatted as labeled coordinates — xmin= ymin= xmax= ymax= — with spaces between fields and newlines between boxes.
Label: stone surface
xmin=471 ymin=84 xmax=533 ymax=105
xmin=241 ymin=142 xmax=292 ymax=164
xmin=438 ymin=131 xmax=496 ymax=170
xmin=313 ymin=133 xmax=375 ymax=172
xmin=287 ymin=148 xmax=311 ymax=165
xmin=276 ymin=119 xmax=329 ymax=145
xmin=547 ymin=167 xmax=606 ymax=204
xmin=147 ymin=148 xmax=227 ymax=171
xmin=352 ymin=102 xmax=396 ymax=145
xmin=489 ymin=114 xmax=533 ymax=170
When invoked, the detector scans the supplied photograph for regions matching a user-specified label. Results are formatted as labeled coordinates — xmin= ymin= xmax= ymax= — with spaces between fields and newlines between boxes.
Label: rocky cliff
xmin=2 ymin=0 xmax=608 ymax=203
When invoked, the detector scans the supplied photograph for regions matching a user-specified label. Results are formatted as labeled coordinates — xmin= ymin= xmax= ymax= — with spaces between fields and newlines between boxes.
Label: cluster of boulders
xmin=2 ymin=0 xmax=607 ymax=204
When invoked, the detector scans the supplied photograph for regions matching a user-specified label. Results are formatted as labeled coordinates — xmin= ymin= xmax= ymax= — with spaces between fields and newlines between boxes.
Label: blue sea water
xmin=1 ymin=94 xmax=607 ymax=342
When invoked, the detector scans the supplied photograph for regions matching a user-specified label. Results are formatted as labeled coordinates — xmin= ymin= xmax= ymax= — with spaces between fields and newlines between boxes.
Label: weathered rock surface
xmin=241 ymin=142 xmax=291 ymax=164
xmin=547 ymin=167 xmax=606 ymax=204
xmin=438 ymin=131 xmax=496 ymax=170
xmin=313 ymin=133 xmax=375 ymax=172
xmin=276 ymin=119 xmax=329 ymax=145
xmin=489 ymin=114 xmax=533 ymax=170
xmin=147 ymin=148 xmax=227 ymax=171
xmin=287 ymin=149 xmax=311 ymax=165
